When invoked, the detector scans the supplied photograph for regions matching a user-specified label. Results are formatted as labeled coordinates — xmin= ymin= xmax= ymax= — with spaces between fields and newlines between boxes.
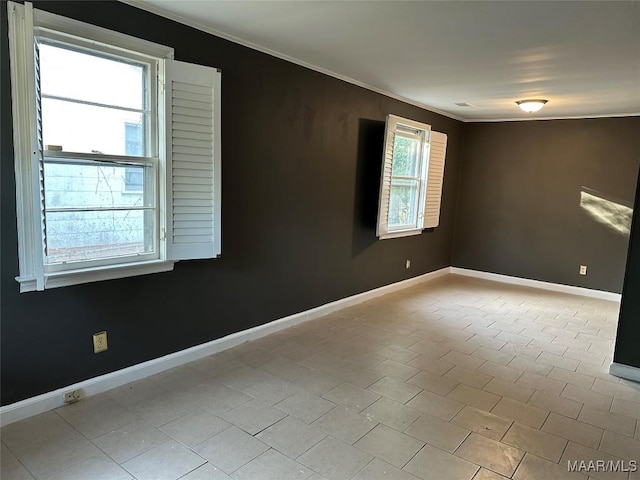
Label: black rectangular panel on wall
xmin=613 ymin=168 xmax=640 ymax=369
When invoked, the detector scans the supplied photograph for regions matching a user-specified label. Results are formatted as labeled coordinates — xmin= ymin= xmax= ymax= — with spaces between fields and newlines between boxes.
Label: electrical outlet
xmin=406 ymin=260 xmax=411 ymax=269
xmin=64 ymin=389 xmax=81 ymax=404
xmin=579 ymin=265 xmax=588 ymax=276
xmin=93 ymin=331 xmax=108 ymax=353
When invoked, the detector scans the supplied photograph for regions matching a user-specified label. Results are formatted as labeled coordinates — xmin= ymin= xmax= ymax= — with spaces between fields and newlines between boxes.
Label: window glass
xmin=124 ymin=122 xmax=144 ymax=156
xmin=124 ymin=123 xmax=145 ymax=191
xmin=45 ymin=210 xmax=153 ymax=264
xmin=39 ymin=42 xmax=149 ymax=156
xmin=41 ymin=98 xmax=147 ymax=156
xmin=39 ymin=43 xmax=145 ymax=109
xmin=43 ymin=161 xmax=154 ymax=264
xmin=389 ymin=179 xmax=419 ymax=227
xmin=38 ymin=40 xmax=156 ymax=266
xmin=44 ymin=162 xmax=151 ymax=209
xmin=388 ymin=131 xmax=422 ymax=229
xmin=391 ymin=134 xmax=420 ymax=177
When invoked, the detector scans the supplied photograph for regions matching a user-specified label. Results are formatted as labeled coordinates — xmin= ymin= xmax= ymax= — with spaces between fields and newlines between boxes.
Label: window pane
xmin=42 ymin=98 xmax=147 ymax=156
xmin=45 ymin=210 xmax=154 ymax=264
xmin=124 ymin=168 xmax=144 ymax=192
xmin=39 ymin=43 xmax=146 ymax=110
xmin=389 ymin=179 xmax=419 ymax=227
xmin=124 ymin=123 xmax=144 ymax=156
xmin=391 ymin=135 xmax=420 ymax=177
xmin=44 ymin=162 xmax=152 ymax=209
xmin=43 ymin=161 xmax=155 ymax=264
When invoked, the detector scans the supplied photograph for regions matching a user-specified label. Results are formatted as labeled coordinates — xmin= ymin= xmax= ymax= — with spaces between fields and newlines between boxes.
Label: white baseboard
xmin=609 ymin=362 xmax=640 ymax=383
xmin=0 ymin=267 xmax=450 ymax=426
xmin=450 ymin=267 xmax=622 ymax=302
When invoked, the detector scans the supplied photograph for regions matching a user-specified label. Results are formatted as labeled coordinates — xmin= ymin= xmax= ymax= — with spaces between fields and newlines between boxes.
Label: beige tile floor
xmin=2 ymin=275 xmax=640 ymax=480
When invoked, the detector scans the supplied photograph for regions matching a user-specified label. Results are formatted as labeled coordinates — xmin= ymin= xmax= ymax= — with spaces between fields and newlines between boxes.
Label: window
xmin=376 ymin=114 xmax=447 ymax=239
xmin=8 ymin=1 xmax=222 ymax=292
xmin=40 ymin=41 xmax=157 ymax=267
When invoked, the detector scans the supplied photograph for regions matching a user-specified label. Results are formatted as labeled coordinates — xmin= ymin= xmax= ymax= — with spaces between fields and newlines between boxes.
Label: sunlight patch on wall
xmin=580 ymin=187 xmax=633 ymax=236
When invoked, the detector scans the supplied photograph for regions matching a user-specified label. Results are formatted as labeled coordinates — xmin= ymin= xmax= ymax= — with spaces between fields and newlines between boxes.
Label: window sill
xmin=16 ymin=259 xmax=175 ymax=293
xmin=378 ymin=228 xmax=424 ymax=240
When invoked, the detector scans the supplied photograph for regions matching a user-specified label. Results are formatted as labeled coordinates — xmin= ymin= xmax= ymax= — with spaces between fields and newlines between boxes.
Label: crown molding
xmin=466 ymin=112 xmax=640 ymax=123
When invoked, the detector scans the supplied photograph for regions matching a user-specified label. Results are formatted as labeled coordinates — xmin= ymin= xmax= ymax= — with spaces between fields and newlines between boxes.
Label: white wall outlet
xmin=93 ymin=331 xmax=108 ymax=353
xmin=63 ymin=389 xmax=81 ymax=404
xmin=579 ymin=265 xmax=588 ymax=276
xmin=406 ymin=260 xmax=411 ymax=269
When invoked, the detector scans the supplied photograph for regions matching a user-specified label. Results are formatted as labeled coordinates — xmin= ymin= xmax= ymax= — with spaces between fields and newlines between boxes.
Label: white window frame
xmin=377 ymin=114 xmax=431 ymax=239
xmin=8 ymin=2 xmax=222 ymax=293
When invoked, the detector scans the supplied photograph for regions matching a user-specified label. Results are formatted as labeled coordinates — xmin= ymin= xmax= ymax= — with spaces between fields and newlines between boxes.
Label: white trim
xmin=466 ymin=112 xmax=640 ymax=123
xmin=212 ymin=68 xmax=222 ymax=257
xmin=379 ymin=229 xmax=424 ymax=240
xmin=451 ymin=267 xmax=622 ymax=302
xmin=118 ymin=0 xmax=463 ymax=122
xmin=609 ymin=362 xmax=640 ymax=383
xmin=33 ymin=6 xmax=174 ymax=60
xmin=17 ymin=260 xmax=175 ymax=293
xmin=0 ymin=267 xmax=450 ymax=425
xmin=8 ymin=1 xmax=40 ymax=291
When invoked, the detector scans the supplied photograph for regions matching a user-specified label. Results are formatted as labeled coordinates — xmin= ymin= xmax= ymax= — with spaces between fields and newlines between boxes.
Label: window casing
xmin=8 ymin=1 xmax=222 ymax=292
xmin=377 ymin=114 xmax=447 ymax=239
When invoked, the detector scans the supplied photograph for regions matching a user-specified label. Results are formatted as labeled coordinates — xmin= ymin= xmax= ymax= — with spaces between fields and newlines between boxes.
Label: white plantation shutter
xmin=423 ymin=131 xmax=447 ymax=229
xmin=166 ymin=60 xmax=221 ymax=260
xmin=8 ymin=1 xmax=47 ymax=290
xmin=33 ymin=39 xmax=47 ymax=289
xmin=376 ymin=116 xmax=397 ymax=238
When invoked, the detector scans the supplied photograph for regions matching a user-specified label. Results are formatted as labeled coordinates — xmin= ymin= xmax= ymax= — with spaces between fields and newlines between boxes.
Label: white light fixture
xmin=516 ymin=99 xmax=548 ymax=113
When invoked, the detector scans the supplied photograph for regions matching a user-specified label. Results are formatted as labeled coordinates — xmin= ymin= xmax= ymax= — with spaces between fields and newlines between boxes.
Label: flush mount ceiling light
xmin=516 ymin=99 xmax=548 ymax=113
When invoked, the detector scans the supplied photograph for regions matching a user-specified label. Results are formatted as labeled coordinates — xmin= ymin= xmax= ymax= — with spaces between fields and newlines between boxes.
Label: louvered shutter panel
xmin=167 ymin=60 xmax=221 ymax=260
xmin=423 ymin=131 xmax=447 ymax=229
xmin=376 ymin=116 xmax=397 ymax=238
xmin=34 ymin=40 xmax=47 ymax=288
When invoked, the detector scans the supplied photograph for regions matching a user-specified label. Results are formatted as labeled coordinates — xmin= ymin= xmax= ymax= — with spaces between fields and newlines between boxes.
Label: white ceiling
xmin=129 ymin=0 xmax=640 ymax=121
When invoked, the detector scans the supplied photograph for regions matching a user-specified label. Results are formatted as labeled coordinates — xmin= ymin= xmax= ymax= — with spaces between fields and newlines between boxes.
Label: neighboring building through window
xmin=124 ymin=122 xmax=144 ymax=156
xmin=124 ymin=122 xmax=144 ymax=192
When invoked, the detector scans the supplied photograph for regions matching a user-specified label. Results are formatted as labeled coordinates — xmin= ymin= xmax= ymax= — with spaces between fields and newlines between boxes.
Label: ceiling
xmin=127 ymin=0 xmax=640 ymax=121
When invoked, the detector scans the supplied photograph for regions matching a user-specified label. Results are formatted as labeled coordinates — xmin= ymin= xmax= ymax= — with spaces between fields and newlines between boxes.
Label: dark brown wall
xmin=453 ymin=118 xmax=640 ymax=293
xmin=0 ymin=2 xmax=463 ymax=405
xmin=614 ymin=169 xmax=640 ymax=369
